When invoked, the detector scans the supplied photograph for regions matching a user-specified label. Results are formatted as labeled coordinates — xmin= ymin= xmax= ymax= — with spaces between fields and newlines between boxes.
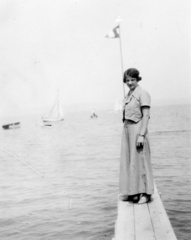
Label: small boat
xmin=2 ymin=122 xmax=21 ymax=130
xmin=90 ymin=113 xmax=98 ymax=118
xmin=43 ymin=123 xmax=52 ymax=127
xmin=41 ymin=123 xmax=52 ymax=128
xmin=42 ymin=90 xmax=64 ymax=123
xmin=90 ymin=109 xmax=98 ymax=118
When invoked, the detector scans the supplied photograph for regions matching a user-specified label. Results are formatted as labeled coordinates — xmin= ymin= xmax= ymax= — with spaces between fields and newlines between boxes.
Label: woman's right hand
xmin=136 ymin=135 xmax=144 ymax=149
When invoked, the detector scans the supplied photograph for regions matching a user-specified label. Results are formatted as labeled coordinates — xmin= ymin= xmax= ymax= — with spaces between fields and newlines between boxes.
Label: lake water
xmin=0 ymin=104 xmax=190 ymax=240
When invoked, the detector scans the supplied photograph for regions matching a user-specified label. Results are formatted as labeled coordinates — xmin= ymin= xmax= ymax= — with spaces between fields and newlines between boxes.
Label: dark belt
xmin=124 ymin=119 xmax=136 ymax=125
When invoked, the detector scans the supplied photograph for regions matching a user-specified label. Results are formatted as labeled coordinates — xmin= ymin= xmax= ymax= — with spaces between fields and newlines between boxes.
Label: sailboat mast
xmin=42 ymin=89 xmax=64 ymax=122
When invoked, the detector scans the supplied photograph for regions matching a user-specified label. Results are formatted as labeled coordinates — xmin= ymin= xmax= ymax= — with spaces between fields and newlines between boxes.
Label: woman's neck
xmin=129 ymin=85 xmax=138 ymax=94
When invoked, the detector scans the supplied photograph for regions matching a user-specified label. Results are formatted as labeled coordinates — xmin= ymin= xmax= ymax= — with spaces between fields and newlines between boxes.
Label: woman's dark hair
xmin=123 ymin=68 xmax=142 ymax=83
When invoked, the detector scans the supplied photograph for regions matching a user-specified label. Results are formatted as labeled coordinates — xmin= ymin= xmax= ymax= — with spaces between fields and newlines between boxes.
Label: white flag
xmin=105 ymin=25 xmax=120 ymax=38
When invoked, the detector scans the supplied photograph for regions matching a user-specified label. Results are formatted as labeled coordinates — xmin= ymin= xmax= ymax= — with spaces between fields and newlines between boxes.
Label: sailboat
xmin=90 ymin=109 xmax=98 ymax=118
xmin=42 ymin=91 xmax=64 ymax=123
xmin=114 ymin=99 xmax=123 ymax=112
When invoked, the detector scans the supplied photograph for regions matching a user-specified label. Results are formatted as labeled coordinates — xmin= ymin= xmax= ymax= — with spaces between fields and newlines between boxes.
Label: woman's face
xmin=125 ymin=76 xmax=138 ymax=91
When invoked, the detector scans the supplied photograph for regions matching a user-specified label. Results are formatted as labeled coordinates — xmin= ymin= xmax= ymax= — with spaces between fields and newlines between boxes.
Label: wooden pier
xmin=112 ymin=185 xmax=177 ymax=240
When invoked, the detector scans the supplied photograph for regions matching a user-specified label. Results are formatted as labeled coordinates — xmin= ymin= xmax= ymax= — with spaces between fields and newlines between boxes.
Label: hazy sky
xmin=0 ymin=0 xmax=190 ymax=115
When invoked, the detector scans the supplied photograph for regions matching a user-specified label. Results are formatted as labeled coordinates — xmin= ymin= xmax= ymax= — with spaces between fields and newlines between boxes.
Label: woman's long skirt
xmin=119 ymin=120 xmax=154 ymax=196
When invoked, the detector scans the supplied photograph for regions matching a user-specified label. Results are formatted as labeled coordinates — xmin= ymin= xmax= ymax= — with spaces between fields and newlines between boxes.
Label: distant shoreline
xmin=0 ymin=103 xmax=190 ymax=120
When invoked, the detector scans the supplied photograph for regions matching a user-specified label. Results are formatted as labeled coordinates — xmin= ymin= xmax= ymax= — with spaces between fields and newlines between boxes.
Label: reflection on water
xmin=0 ymin=104 xmax=191 ymax=240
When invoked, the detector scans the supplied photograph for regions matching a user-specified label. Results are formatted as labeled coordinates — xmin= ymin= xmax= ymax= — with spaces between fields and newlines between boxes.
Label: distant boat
xmin=41 ymin=123 xmax=52 ymax=128
xmin=2 ymin=122 xmax=20 ymax=130
xmin=43 ymin=123 xmax=52 ymax=126
xmin=90 ymin=113 xmax=98 ymax=118
xmin=90 ymin=109 xmax=98 ymax=118
xmin=42 ymin=91 xmax=64 ymax=122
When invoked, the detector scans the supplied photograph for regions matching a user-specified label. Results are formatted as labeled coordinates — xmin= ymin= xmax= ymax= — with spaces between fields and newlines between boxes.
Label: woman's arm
xmin=136 ymin=106 xmax=150 ymax=148
xmin=122 ymin=109 xmax=125 ymax=122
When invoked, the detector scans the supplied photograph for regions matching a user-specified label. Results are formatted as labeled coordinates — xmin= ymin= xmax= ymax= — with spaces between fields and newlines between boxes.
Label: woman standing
xmin=119 ymin=68 xmax=154 ymax=204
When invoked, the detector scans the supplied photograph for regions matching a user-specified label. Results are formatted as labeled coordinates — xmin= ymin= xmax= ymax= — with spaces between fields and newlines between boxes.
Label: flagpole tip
xmin=115 ymin=16 xmax=123 ymax=23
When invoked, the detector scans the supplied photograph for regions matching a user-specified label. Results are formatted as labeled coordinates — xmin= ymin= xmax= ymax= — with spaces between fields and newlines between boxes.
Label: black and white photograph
xmin=0 ymin=0 xmax=190 ymax=239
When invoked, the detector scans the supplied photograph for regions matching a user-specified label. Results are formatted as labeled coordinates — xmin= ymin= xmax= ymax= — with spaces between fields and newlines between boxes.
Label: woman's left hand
xmin=136 ymin=135 xmax=144 ymax=149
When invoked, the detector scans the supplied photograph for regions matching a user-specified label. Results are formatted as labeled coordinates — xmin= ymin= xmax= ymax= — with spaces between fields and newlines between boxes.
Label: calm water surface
xmin=0 ymin=105 xmax=190 ymax=240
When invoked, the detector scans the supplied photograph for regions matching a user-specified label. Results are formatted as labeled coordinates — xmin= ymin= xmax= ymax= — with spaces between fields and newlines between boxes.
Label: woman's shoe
xmin=132 ymin=194 xmax=140 ymax=203
xmin=126 ymin=194 xmax=140 ymax=203
xmin=137 ymin=194 xmax=151 ymax=204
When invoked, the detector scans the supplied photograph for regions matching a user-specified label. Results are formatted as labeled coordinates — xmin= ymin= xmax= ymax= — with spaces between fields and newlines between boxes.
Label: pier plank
xmin=113 ymin=184 xmax=177 ymax=240
xmin=148 ymin=194 xmax=177 ymax=240
xmin=115 ymin=201 xmax=135 ymax=240
xmin=134 ymin=203 xmax=155 ymax=240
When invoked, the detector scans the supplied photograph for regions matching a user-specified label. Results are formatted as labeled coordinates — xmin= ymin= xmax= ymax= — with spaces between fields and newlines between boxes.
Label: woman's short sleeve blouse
xmin=123 ymin=86 xmax=151 ymax=122
xmin=140 ymin=89 xmax=151 ymax=107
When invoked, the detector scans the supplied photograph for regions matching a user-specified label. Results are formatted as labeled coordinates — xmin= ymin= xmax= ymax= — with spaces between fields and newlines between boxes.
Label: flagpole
xmin=118 ymin=24 xmax=125 ymax=98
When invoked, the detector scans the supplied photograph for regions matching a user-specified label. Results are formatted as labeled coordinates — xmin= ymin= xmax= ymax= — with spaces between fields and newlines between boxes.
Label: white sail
xmin=42 ymin=91 xmax=64 ymax=122
xmin=114 ymin=99 xmax=123 ymax=112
